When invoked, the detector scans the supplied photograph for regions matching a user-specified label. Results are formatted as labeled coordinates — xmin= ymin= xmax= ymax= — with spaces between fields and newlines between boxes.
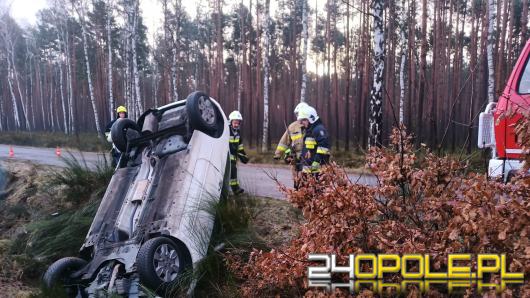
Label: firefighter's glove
xmin=239 ymin=154 xmax=249 ymax=164
xmin=105 ymin=132 xmax=112 ymax=143
xmin=273 ymin=155 xmax=281 ymax=160
xmin=311 ymin=161 xmax=321 ymax=173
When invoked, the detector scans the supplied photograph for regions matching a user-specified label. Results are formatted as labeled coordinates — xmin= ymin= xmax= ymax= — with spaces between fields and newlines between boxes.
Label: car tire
xmin=186 ymin=91 xmax=220 ymax=135
xmin=137 ymin=237 xmax=188 ymax=294
xmin=43 ymin=257 xmax=87 ymax=290
xmin=111 ymin=118 xmax=141 ymax=152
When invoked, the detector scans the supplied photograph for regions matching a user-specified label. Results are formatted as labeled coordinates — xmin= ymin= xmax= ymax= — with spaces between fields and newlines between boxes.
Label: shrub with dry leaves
xmin=227 ymin=127 xmax=530 ymax=297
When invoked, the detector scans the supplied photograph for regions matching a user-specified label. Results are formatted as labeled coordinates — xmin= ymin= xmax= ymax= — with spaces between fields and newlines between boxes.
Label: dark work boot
xmin=232 ymin=187 xmax=245 ymax=195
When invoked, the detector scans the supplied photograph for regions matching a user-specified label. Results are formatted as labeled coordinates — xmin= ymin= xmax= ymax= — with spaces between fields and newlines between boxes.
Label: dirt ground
xmin=0 ymin=161 xmax=59 ymax=237
xmin=250 ymin=196 xmax=304 ymax=247
xmin=0 ymin=161 xmax=56 ymax=297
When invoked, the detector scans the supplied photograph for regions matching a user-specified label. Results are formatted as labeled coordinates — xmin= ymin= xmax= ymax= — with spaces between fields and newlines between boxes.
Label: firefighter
xmin=105 ymin=106 xmax=128 ymax=167
xmin=298 ymin=106 xmax=330 ymax=175
xmin=273 ymin=102 xmax=310 ymax=188
xmin=228 ymin=110 xmax=249 ymax=194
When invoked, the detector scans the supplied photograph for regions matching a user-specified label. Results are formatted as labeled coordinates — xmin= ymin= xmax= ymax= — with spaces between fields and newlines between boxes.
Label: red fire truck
xmin=478 ymin=41 xmax=530 ymax=181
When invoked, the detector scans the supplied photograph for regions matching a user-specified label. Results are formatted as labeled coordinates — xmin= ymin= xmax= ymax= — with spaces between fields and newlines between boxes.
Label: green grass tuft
xmin=10 ymin=199 xmax=100 ymax=262
xmin=46 ymin=153 xmax=114 ymax=205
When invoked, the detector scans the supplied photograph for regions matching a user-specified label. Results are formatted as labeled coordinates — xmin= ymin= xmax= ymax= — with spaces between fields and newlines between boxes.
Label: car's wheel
xmin=186 ymin=91 xmax=220 ymax=135
xmin=43 ymin=257 xmax=87 ymax=292
xmin=111 ymin=118 xmax=141 ymax=152
xmin=137 ymin=237 xmax=188 ymax=294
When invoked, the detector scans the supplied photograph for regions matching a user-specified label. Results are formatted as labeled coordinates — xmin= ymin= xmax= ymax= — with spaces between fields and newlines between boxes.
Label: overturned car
xmin=43 ymin=92 xmax=230 ymax=296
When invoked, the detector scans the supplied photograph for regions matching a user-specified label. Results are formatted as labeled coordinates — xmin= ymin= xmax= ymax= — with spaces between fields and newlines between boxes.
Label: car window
xmin=518 ymin=56 xmax=530 ymax=94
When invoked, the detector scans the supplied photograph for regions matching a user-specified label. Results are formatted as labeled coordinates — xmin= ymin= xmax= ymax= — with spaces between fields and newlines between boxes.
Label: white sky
xmin=9 ymin=0 xmax=326 ymax=74
xmin=7 ymin=0 xmax=49 ymax=26
xmin=9 ymin=0 xmax=305 ymax=37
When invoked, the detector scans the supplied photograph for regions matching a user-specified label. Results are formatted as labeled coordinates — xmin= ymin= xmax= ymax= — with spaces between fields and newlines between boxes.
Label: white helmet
xmin=228 ymin=110 xmax=243 ymax=121
xmin=297 ymin=106 xmax=319 ymax=124
xmin=294 ymin=102 xmax=309 ymax=116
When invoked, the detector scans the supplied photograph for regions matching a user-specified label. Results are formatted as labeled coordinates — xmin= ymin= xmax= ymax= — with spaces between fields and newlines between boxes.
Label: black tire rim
xmin=198 ymin=96 xmax=216 ymax=125
xmin=153 ymin=243 xmax=180 ymax=283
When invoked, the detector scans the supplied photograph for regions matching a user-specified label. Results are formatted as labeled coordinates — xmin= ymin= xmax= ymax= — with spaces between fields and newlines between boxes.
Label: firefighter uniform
xmin=274 ymin=120 xmax=305 ymax=188
xmin=105 ymin=106 xmax=128 ymax=167
xmin=274 ymin=121 xmax=305 ymax=160
xmin=229 ymin=123 xmax=248 ymax=194
xmin=300 ymin=118 xmax=330 ymax=174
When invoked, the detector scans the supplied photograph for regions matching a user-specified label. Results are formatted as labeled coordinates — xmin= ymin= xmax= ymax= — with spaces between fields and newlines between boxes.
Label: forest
xmin=0 ymin=0 xmax=527 ymax=151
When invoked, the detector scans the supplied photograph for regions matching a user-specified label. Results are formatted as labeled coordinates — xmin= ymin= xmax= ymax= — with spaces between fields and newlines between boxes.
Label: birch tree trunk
xmin=194 ymin=3 xmax=201 ymax=91
xmin=171 ymin=47 xmax=179 ymax=102
xmin=55 ymin=28 xmax=68 ymax=133
xmin=262 ymin=0 xmax=271 ymax=152
xmin=77 ymin=1 xmax=103 ymax=138
xmin=6 ymin=64 xmax=21 ymax=130
xmin=344 ymin=0 xmax=351 ymax=150
xmin=398 ymin=0 xmax=406 ymax=124
xmin=153 ymin=64 xmax=159 ymax=107
xmin=215 ymin=0 xmax=223 ymax=101
xmin=171 ymin=1 xmax=181 ymax=102
xmin=487 ymin=0 xmax=496 ymax=103
xmin=58 ymin=60 xmax=68 ymax=134
xmin=131 ymin=0 xmax=143 ymax=118
xmin=368 ymin=0 xmax=384 ymax=148
xmin=9 ymin=40 xmax=30 ymax=131
xmin=300 ymin=0 xmax=308 ymax=103
xmin=124 ymin=32 xmax=132 ymax=115
xmin=521 ymin=0 xmax=528 ymax=48
xmin=0 ymin=96 xmax=4 ymax=131
xmin=162 ymin=0 xmax=172 ymax=102
xmin=1 ymin=22 xmax=21 ymax=130
xmin=107 ymin=0 xmax=115 ymax=119
xmin=49 ymin=66 xmax=56 ymax=131
xmin=37 ymin=62 xmax=47 ymax=130
xmin=416 ymin=0 xmax=427 ymax=146
xmin=237 ymin=0 xmax=244 ymax=110
xmin=27 ymin=42 xmax=36 ymax=130
xmin=65 ymin=31 xmax=75 ymax=134
xmin=237 ymin=60 xmax=242 ymax=110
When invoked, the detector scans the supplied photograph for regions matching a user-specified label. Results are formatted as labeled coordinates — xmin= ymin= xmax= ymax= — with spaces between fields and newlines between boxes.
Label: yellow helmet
xmin=116 ymin=106 xmax=127 ymax=113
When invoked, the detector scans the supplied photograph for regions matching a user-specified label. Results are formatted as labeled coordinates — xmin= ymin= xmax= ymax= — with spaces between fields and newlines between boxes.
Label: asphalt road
xmin=0 ymin=144 xmax=376 ymax=199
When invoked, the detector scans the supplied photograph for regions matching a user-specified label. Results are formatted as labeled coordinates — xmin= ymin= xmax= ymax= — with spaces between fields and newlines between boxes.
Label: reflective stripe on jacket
xmin=229 ymin=125 xmax=247 ymax=162
xmin=300 ymin=119 xmax=330 ymax=172
xmin=274 ymin=121 xmax=304 ymax=158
